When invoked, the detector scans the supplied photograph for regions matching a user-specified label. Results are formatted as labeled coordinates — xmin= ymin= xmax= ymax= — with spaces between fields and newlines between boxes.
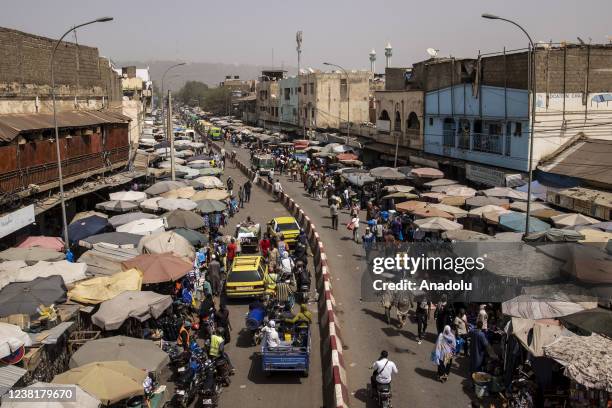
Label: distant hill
xmin=116 ymin=60 xmax=296 ymax=89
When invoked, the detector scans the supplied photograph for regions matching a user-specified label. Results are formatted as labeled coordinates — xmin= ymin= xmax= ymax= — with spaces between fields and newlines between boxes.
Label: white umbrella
xmin=510 ymin=201 xmax=550 ymax=212
xmin=138 ymin=231 xmax=195 ymax=260
xmin=429 ymin=203 xmax=468 ymax=218
xmin=551 ymin=213 xmax=599 ymax=228
xmin=468 ymin=205 xmax=512 ymax=218
xmin=116 ymin=218 xmax=166 ymax=236
xmin=414 ymin=217 xmax=463 ymax=232
xmin=108 ymin=191 xmax=146 ymax=203
xmin=482 ymin=187 xmax=529 ymax=201
xmin=108 ymin=212 xmax=158 ymax=228
xmin=158 ymin=198 xmax=198 ymax=211
xmin=5 ymin=261 xmax=87 ymax=288
xmin=444 ymin=186 xmax=477 ymax=197
xmin=140 ymin=197 xmax=163 ymax=212
xmin=192 ymin=176 xmax=224 ymax=189
xmin=502 ymin=294 xmax=598 ymax=320
xmin=95 ymin=200 xmax=139 ymax=213
xmin=159 ymin=159 xmax=186 ymax=168
xmin=0 ymin=322 xmax=32 ymax=359
xmin=143 ymin=180 xmax=187 ymax=196
xmin=159 ymin=186 xmax=196 ymax=199
xmin=2 ymin=382 xmax=100 ymax=408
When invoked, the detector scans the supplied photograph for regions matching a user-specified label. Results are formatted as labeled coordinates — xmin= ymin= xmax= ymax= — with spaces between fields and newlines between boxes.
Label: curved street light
xmin=481 ymin=13 xmax=536 ymax=237
xmin=50 ymin=17 xmax=114 ymax=249
xmin=323 ymin=62 xmax=350 ymax=144
xmin=161 ymin=62 xmax=186 ymax=140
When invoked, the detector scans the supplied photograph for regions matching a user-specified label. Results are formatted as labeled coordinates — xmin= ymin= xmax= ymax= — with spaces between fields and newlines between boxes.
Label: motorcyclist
xmin=284 ymin=304 xmax=313 ymax=329
xmin=370 ymin=350 xmax=398 ymax=398
xmin=293 ymin=241 xmax=308 ymax=266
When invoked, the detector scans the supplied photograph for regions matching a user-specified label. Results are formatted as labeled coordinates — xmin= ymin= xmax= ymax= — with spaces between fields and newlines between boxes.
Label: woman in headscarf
xmin=432 ymin=325 xmax=456 ymax=382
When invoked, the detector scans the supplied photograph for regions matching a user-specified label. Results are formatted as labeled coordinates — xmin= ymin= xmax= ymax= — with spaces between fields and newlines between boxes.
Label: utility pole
xmin=296 ymin=30 xmax=303 ymax=137
xmin=168 ymin=90 xmax=176 ymax=181
xmin=394 ymin=133 xmax=399 ymax=167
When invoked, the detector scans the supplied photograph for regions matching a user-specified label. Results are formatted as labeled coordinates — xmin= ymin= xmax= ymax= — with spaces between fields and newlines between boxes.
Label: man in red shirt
xmin=259 ymin=233 xmax=271 ymax=259
xmin=226 ymin=238 xmax=237 ymax=271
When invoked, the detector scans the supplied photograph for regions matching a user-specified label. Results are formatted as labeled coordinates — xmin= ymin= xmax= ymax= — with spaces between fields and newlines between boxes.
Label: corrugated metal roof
xmin=0 ymin=364 xmax=26 ymax=395
xmin=539 ymin=137 xmax=612 ymax=186
xmin=41 ymin=321 xmax=74 ymax=345
xmin=0 ymin=110 xmax=131 ymax=142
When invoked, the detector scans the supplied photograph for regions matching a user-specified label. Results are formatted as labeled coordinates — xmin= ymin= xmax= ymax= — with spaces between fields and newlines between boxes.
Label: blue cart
xmin=261 ymin=327 xmax=310 ymax=377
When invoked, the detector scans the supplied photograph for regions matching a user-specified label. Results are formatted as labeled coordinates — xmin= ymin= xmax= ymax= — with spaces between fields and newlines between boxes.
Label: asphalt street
xmin=224 ymin=142 xmax=474 ymax=408
xmin=214 ymin=157 xmax=324 ymax=408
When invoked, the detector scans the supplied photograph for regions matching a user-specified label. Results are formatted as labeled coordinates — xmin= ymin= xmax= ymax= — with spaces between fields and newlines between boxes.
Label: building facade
xmin=279 ymin=76 xmax=299 ymax=125
xmin=255 ymin=70 xmax=285 ymax=129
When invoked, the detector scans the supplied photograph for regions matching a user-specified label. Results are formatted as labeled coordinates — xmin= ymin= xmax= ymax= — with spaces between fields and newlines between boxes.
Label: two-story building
xmin=255 ymin=70 xmax=285 ymax=130
xmin=421 ymin=44 xmax=612 ymax=186
xmin=279 ymin=76 xmax=299 ymax=126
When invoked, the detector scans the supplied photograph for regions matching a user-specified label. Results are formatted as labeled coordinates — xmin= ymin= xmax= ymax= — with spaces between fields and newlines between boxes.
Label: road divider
xmin=212 ymin=145 xmax=350 ymax=408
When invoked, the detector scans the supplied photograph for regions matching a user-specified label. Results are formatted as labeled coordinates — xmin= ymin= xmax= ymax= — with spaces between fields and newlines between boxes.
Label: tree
xmin=177 ymin=81 xmax=209 ymax=106
xmin=176 ymin=81 xmax=232 ymax=114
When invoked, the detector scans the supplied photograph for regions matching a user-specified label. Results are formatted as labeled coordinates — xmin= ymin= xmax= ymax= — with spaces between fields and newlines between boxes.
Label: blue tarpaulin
xmin=67 ymin=215 xmax=110 ymax=244
xmin=499 ymin=212 xmax=550 ymax=233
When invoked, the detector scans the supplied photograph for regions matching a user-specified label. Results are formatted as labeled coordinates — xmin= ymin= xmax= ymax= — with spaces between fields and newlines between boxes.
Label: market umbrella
xmin=0 ymin=276 xmax=67 ymax=317
xmin=411 ymin=167 xmax=444 ymax=179
xmin=79 ymin=232 xmax=143 ymax=249
xmin=108 ymin=191 xmax=147 ymax=203
xmin=160 ymin=186 xmax=196 ymax=199
xmin=0 ymin=247 xmax=65 ymax=264
xmin=482 ymin=187 xmax=529 ymax=201
xmin=175 ymin=165 xmax=199 ymax=179
xmin=68 ymin=269 xmax=143 ymax=304
xmin=509 ymin=201 xmax=550 ymax=212
xmin=561 ymin=308 xmax=612 ymax=337
xmin=67 ymin=215 xmax=110 ymax=244
xmin=369 ymin=167 xmax=407 ymax=180
xmin=198 ymin=167 xmax=223 ymax=176
xmin=381 ymin=192 xmax=419 ymax=200
xmin=344 ymin=172 xmax=375 ymax=186
xmin=70 ymin=336 xmax=169 ymax=375
xmin=551 ymin=213 xmax=599 ymax=228
xmin=116 ymin=218 xmax=165 ymax=236
xmin=159 ymin=159 xmax=186 ymax=168
xmin=192 ymin=176 xmax=224 ymax=189
xmin=191 ymin=189 xmax=229 ymax=201
xmin=577 ymin=228 xmax=612 ymax=250
xmin=164 ymin=209 xmax=205 ymax=229
xmin=584 ymin=221 xmax=612 ymax=232
xmin=188 ymin=162 xmax=212 ymax=169
xmin=429 ymin=203 xmax=468 ymax=218
xmin=138 ymin=231 xmax=195 ymax=261
xmin=502 ymin=294 xmax=598 ymax=320
xmin=442 ymin=230 xmax=491 ymax=241
xmin=412 ymin=207 xmax=454 ymax=220
xmin=499 ymin=212 xmax=551 ymax=233
xmin=121 ymin=253 xmax=192 ymax=284
xmin=108 ymin=212 xmax=158 ymax=228
xmin=91 ymin=291 xmax=173 ymax=330
xmin=17 ymin=236 xmax=64 ymax=252
xmin=1 ymin=382 xmax=100 ymax=408
xmin=524 ymin=228 xmax=585 ymax=243
xmin=468 ymin=205 xmax=512 ymax=218
xmin=443 ymin=186 xmax=477 ymax=198
xmin=173 ymin=228 xmax=209 ymax=246
xmin=543 ymin=334 xmax=612 ymax=392
xmin=430 ymin=183 xmax=469 ymax=193
xmin=7 ymin=261 xmax=87 ymax=287
xmin=339 ymin=159 xmax=362 ymax=166
xmin=530 ymin=208 xmax=566 ymax=221
xmin=0 ymin=322 xmax=32 ymax=359
xmin=144 ymin=180 xmax=187 ymax=196
xmin=158 ymin=198 xmax=197 ymax=211
xmin=465 ymin=196 xmax=509 ymax=208
xmin=423 ymin=178 xmax=458 ymax=188
xmin=52 ymin=360 xmax=147 ymax=405
xmin=139 ymin=197 xmax=163 ymax=212
xmin=186 ymin=154 xmax=212 ymax=163
xmin=383 ymin=185 xmax=415 ymax=193
xmin=414 ymin=217 xmax=463 ymax=232
xmin=70 ymin=211 xmax=107 ymax=224
xmin=420 ymin=192 xmax=447 ymax=202
xmin=440 ymin=195 xmax=467 ymax=206
xmin=394 ymin=200 xmax=427 ymax=213
xmin=336 ymin=152 xmax=359 ymax=161
xmin=95 ymin=200 xmax=139 ymax=213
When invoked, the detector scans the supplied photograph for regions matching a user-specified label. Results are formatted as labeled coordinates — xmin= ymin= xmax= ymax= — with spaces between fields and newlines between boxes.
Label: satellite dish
xmin=308 ymin=67 xmax=315 ymax=74
xmin=426 ymin=48 xmax=439 ymax=57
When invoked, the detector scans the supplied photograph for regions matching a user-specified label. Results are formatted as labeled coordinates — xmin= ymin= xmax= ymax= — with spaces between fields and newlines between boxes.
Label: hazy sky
xmin=2 ymin=0 xmax=610 ymax=71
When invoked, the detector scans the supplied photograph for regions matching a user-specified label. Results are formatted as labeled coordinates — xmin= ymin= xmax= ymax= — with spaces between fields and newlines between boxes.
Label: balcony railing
xmin=473 ymin=133 xmax=503 ymax=155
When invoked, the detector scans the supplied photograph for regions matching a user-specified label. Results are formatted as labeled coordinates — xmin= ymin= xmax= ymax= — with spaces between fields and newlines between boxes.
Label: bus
xmin=209 ymin=127 xmax=222 ymax=141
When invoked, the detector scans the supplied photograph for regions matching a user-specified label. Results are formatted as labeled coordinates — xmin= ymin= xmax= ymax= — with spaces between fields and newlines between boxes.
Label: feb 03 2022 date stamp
xmin=2 ymin=386 xmax=77 ymax=402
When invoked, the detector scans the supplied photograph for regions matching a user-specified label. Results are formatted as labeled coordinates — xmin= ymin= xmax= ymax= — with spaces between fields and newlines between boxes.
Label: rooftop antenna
xmin=426 ymin=48 xmax=439 ymax=58
xmin=577 ymin=37 xmax=585 ymax=45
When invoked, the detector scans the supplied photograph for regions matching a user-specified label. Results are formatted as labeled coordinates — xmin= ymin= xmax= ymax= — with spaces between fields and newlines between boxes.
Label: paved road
xmin=223 ymin=142 xmax=474 ymax=408
xmin=213 ymin=158 xmax=324 ymax=408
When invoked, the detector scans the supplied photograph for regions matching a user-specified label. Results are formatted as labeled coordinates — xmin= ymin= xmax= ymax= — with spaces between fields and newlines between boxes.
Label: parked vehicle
xmin=209 ymin=127 xmax=222 ymax=141
xmin=251 ymin=154 xmax=275 ymax=175
xmin=235 ymin=222 xmax=261 ymax=253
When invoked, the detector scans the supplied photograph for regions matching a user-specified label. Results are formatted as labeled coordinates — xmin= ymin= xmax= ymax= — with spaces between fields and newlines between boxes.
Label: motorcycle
xmin=199 ymin=358 xmax=222 ymax=408
xmin=295 ymin=264 xmax=311 ymax=303
xmin=172 ymin=352 xmax=205 ymax=408
xmin=370 ymin=382 xmax=392 ymax=408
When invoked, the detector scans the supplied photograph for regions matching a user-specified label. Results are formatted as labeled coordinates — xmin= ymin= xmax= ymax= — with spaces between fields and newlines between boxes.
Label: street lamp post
xmin=323 ymin=62 xmax=350 ymax=144
xmin=482 ymin=13 xmax=536 ymax=237
xmin=161 ymin=62 xmax=186 ymax=141
xmin=50 ymin=17 xmax=113 ymax=250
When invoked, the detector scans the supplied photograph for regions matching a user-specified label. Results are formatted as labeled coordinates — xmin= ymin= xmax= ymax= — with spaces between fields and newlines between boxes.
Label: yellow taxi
xmin=270 ymin=216 xmax=301 ymax=246
xmin=225 ymin=255 xmax=268 ymax=298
